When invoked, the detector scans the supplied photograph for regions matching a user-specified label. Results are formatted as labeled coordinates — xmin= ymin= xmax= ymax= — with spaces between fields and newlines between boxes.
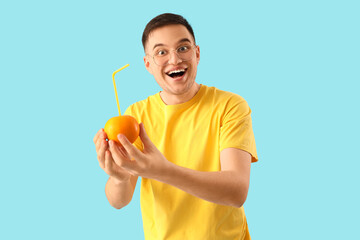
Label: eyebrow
xmin=152 ymin=38 xmax=192 ymax=50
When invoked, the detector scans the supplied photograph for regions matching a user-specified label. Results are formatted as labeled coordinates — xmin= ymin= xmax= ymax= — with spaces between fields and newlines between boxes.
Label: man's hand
xmin=108 ymin=123 xmax=171 ymax=180
xmin=107 ymin=123 xmax=251 ymax=208
xmin=93 ymin=129 xmax=132 ymax=183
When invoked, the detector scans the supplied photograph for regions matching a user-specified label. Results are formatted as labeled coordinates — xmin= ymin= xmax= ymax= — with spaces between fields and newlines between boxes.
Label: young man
xmin=93 ymin=13 xmax=258 ymax=240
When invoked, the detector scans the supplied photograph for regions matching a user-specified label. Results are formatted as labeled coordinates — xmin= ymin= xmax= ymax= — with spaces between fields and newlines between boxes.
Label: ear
xmin=195 ymin=45 xmax=200 ymax=65
xmin=144 ymin=55 xmax=153 ymax=75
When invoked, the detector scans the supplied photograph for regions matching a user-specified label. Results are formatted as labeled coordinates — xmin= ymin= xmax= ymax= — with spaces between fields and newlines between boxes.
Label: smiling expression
xmin=144 ymin=24 xmax=200 ymax=104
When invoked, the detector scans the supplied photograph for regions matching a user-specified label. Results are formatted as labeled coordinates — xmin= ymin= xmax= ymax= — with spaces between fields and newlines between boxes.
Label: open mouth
xmin=166 ymin=68 xmax=187 ymax=78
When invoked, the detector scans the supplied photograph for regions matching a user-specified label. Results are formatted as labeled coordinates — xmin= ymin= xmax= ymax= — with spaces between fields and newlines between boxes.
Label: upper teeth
xmin=168 ymin=69 xmax=185 ymax=75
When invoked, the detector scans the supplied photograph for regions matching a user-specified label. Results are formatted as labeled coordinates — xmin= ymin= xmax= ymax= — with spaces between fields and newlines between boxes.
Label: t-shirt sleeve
xmin=124 ymin=106 xmax=144 ymax=152
xmin=219 ymin=96 xmax=258 ymax=162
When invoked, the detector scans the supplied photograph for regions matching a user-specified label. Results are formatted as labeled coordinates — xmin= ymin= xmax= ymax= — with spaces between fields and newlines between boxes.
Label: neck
xmin=160 ymin=83 xmax=201 ymax=105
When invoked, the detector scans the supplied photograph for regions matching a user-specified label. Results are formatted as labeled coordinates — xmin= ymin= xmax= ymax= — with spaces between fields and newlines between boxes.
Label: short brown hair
xmin=142 ymin=13 xmax=196 ymax=50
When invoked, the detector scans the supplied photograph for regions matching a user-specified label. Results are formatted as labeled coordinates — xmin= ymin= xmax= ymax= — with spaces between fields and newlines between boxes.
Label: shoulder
xmin=202 ymin=85 xmax=248 ymax=109
xmin=201 ymin=85 xmax=251 ymax=124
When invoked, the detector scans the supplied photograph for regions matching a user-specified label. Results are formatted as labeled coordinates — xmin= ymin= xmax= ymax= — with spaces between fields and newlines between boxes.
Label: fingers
xmin=104 ymin=150 xmax=113 ymax=173
xmin=109 ymin=139 xmax=139 ymax=173
xmin=95 ymin=129 xmax=107 ymax=152
xmin=104 ymin=150 xmax=132 ymax=182
xmin=98 ymin=139 xmax=107 ymax=169
xmin=139 ymin=123 xmax=153 ymax=149
xmin=93 ymin=128 xmax=104 ymax=144
xmin=109 ymin=140 xmax=130 ymax=166
xmin=103 ymin=150 xmax=118 ymax=176
xmin=118 ymin=134 xmax=142 ymax=159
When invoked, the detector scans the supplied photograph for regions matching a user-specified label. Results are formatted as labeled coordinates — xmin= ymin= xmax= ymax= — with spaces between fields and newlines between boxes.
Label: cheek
xmin=155 ymin=70 xmax=167 ymax=83
xmin=152 ymin=67 xmax=164 ymax=77
xmin=189 ymin=62 xmax=198 ymax=76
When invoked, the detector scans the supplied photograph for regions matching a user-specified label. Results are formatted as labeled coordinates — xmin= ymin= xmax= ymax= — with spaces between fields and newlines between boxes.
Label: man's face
xmin=144 ymin=24 xmax=200 ymax=97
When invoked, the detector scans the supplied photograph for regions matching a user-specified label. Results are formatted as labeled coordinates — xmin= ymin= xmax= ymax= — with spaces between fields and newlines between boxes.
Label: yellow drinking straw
xmin=112 ymin=64 xmax=129 ymax=116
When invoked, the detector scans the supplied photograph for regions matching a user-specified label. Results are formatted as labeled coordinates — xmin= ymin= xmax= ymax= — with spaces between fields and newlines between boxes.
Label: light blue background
xmin=1 ymin=0 xmax=359 ymax=239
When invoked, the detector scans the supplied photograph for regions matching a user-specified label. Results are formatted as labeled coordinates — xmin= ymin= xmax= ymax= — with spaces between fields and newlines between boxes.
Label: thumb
xmin=139 ymin=123 xmax=153 ymax=149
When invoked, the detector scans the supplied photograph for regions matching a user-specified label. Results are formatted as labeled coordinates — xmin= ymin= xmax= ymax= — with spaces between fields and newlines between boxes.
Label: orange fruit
xmin=104 ymin=115 xmax=139 ymax=144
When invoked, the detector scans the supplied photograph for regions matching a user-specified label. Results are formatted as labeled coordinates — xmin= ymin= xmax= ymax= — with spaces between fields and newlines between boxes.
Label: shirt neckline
xmin=156 ymin=84 xmax=206 ymax=111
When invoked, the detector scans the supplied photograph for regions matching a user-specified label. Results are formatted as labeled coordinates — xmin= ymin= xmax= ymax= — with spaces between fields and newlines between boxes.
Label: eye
xmin=177 ymin=45 xmax=190 ymax=52
xmin=156 ymin=49 xmax=167 ymax=56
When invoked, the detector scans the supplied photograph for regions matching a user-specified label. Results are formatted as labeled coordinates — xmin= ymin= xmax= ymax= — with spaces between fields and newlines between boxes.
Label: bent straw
xmin=112 ymin=64 xmax=129 ymax=116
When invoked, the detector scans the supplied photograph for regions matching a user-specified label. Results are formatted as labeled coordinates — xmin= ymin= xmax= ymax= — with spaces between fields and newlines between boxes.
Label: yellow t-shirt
xmin=125 ymin=84 xmax=258 ymax=240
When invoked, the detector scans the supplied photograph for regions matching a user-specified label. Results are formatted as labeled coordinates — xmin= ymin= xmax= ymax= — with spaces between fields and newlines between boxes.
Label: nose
xmin=167 ymin=50 xmax=182 ymax=65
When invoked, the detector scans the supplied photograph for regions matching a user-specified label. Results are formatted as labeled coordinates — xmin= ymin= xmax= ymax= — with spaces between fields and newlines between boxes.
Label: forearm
xmin=155 ymin=163 xmax=249 ymax=208
xmin=105 ymin=177 xmax=135 ymax=209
